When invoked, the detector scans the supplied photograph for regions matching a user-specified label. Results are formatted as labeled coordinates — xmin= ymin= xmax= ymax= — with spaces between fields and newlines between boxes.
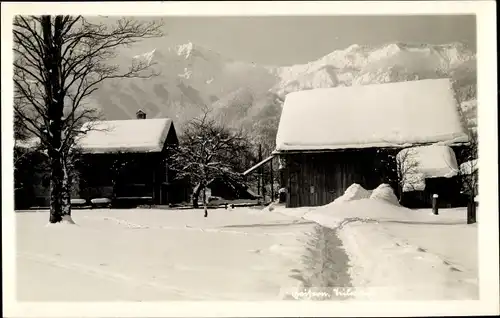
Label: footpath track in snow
xmin=266 ymin=198 xmax=479 ymax=301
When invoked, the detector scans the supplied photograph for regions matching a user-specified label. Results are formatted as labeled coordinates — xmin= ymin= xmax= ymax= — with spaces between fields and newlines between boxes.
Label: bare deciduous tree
xmin=167 ymin=106 xmax=253 ymax=217
xmin=440 ymin=130 xmax=478 ymax=223
xmin=457 ymin=132 xmax=478 ymax=200
xmin=374 ymin=147 xmax=420 ymax=203
xmin=395 ymin=148 xmax=422 ymax=201
xmin=13 ymin=15 xmax=163 ymax=223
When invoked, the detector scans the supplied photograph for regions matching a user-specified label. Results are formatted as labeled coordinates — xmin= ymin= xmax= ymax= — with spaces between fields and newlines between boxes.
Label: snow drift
xmin=332 ymin=183 xmax=372 ymax=204
xmin=369 ymin=184 xmax=400 ymax=205
xmin=331 ymin=183 xmax=400 ymax=206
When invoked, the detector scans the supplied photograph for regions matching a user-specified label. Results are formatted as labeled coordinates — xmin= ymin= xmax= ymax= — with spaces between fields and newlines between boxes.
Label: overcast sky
xmin=123 ymin=15 xmax=476 ymax=65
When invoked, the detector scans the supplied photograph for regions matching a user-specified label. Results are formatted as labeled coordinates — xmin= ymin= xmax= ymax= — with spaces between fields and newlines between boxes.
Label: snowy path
xmin=16 ymin=208 xmax=317 ymax=301
xmin=266 ymin=201 xmax=479 ymax=300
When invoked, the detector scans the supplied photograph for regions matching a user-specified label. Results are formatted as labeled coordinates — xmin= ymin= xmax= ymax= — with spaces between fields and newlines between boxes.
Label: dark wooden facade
xmin=78 ymin=124 xmax=190 ymax=206
xmin=280 ymin=149 xmax=391 ymax=208
xmin=279 ymin=146 xmax=469 ymax=209
xmin=14 ymin=148 xmax=51 ymax=209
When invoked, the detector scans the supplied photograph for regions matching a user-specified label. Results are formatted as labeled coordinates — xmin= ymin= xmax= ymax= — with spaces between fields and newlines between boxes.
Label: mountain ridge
xmin=94 ymin=41 xmax=477 ymax=146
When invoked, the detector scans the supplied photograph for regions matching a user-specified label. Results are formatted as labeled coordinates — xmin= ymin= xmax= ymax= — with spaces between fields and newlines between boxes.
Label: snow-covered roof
xmin=459 ymin=159 xmax=478 ymax=175
xmin=397 ymin=145 xmax=459 ymax=192
xmin=77 ymin=118 xmax=174 ymax=154
xmin=397 ymin=145 xmax=459 ymax=178
xmin=275 ymin=79 xmax=469 ymax=151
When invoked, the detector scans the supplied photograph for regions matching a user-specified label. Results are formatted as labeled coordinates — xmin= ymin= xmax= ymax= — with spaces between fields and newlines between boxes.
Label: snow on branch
xmin=166 ymin=106 xmax=254 ymax=209
xmin=13 ymin=15 xmax=164 ymax=222
xmin=13 ymin=15 xmax=164 ymax=155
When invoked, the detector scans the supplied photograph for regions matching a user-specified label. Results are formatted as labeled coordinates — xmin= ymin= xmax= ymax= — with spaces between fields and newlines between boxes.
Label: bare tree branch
xmin=13 ymin=15 xmax=164 ymax=222
xmin=166 ymin=107 xmax=254 ymax=215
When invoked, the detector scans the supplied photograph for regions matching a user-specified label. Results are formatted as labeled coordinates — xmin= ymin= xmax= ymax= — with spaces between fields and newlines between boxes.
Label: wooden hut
xmin=270 ymin=78 xmax=470 ymax=208
xmin=76 ymin=110 xmax=190 ymax=206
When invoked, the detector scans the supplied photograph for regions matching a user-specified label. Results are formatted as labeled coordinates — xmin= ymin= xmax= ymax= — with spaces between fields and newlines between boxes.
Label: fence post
xmin=467 ymin=195 xmax=477 ymax=224
xmin=270 ymin=157 xmax=274 ymax=202
xmin=432 ymin=194 xmax=439 ymax=215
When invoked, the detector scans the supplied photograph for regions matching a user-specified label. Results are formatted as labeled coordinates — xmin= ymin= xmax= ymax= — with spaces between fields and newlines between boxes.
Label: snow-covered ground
xmin=16 ymin=199 xmax=479 ymax=302
xmin=16 ymin=208 xmax=318 ymax=301
xmin=264 ymin=199 xmax=479 ymax=300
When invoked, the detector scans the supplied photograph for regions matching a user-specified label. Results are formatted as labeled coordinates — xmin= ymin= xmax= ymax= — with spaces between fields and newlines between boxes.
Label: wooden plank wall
xmin=79 ymin=153 xmax=159 ymax=201
xmin=285 ymin=150 xmax=385 ymax=208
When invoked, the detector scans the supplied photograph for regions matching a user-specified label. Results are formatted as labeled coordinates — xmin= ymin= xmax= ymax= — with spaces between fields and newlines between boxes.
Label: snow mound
xmin=333 ymin=183 xmax=372 ymax=204
xmin=261 ymin=203 xmax=276 ymax=213
xmin=304 ymin=198 xmax=409 ymax=230
xmin=369 ymin=184 xmax=400 ymax=206
xmin=328 ymin=183 xmax=400 ymax=206
xmin=45 ymin=215 xmax=77 ymax=226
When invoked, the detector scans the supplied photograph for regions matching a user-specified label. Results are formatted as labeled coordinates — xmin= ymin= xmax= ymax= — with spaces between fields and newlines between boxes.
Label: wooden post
xmin=270 ymin=157 xmax=274 ymax=202
xmin=467 ymin=195 xmax=477 ymax=224
xmin=432 ymin=193 xmax=439 ymax=215
xmin=152 ymin=161 xmax=157 ymax=205
xmin=257 ymin=163 xmax=260 ymax=196
xmin=258 ymin=144 xmax=263 ymax=203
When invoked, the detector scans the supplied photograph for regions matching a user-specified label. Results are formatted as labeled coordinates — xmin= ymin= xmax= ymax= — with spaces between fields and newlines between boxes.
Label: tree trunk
xmin=467 ymin=193 xmax=476 ymax=224
xmin=192 ymin=182 xmax=202 ymax=208
xmin=398 ymin=184 xmax=404 ymax=204
xmin=270 ymin=159 xmax=274 ymax=201
xmin=43 ymin=15 xmax=68 ymax=224
xmin=49 ymin=154 xmax=64 ymax=223
xmin=202 ymin=186 xmax=208 ymax=218
xmin=61 ymin=159 xmax=75 ymax=223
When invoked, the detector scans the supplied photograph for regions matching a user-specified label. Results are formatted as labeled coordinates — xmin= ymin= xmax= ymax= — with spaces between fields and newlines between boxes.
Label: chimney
xmin=136 ymin=109 xmax=146 ymax=119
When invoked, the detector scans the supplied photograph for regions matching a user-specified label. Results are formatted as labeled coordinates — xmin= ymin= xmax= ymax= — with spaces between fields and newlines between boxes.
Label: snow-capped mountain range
xmin=94 ymin=41 xmax=477 ymax=140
